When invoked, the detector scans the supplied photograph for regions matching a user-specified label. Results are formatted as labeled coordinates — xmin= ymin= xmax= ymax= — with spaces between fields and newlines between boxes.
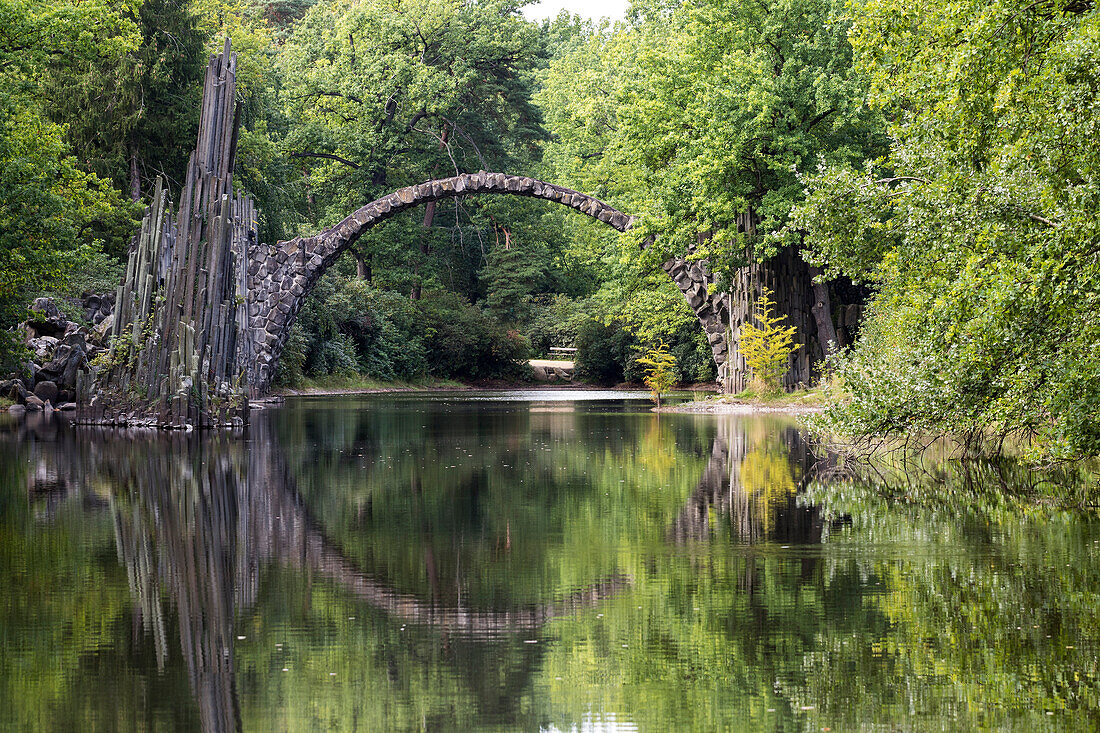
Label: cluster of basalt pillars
xmin=91 ymin=40 xmax=835 ymax=427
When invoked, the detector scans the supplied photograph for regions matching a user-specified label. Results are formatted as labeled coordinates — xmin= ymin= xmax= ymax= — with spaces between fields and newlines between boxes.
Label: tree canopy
xmin=795 ymin=0 xmax=1100 ymax=460
xmin=4 ymin=0 xmax=1100 ymax=458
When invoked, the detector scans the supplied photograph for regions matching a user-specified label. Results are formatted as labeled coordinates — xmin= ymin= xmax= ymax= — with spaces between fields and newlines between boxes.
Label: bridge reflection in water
xmin=13 ymin=405 xmax=824 ymax=732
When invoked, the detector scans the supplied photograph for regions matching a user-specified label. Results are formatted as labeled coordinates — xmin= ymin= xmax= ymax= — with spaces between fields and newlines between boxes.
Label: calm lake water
xmin=2 ymin=390 xmax=1099 ymax=731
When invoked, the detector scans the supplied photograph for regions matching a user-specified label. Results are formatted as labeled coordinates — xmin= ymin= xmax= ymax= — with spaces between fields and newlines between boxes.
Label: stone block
xmin=33 ymin=380 xmax=58 ymax=404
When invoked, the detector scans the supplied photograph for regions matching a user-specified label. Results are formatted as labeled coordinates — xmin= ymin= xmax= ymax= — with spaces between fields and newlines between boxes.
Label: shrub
xmin=339 ymin=282 xmax=427 ymax=381
xmin=636 ymin=341 xmax=678 ymax=407
xmin=273 ymin=323 xmax=309 ymax=387
xmin=575 ymin=320 xmax=637 ymax=385
xmin=739 ymin=287 xmax=799 ymax=393
xmin=418 ymin=290 xmax=531 ymax=380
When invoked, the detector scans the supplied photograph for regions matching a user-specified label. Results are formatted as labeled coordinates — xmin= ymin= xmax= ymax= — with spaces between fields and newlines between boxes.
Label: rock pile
xmin=2 ymin=295 xmax=113 ymax=414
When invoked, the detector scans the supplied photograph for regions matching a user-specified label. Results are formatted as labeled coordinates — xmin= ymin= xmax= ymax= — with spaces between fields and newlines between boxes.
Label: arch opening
xmin=245 ymin=172 xmax=729 ymax=393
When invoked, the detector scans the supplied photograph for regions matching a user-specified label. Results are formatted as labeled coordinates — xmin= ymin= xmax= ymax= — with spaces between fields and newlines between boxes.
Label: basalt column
xmin=663 ymin=242 xmax=826 ymax=393
xmin=80 ymin=39 xmax=257 ymax=428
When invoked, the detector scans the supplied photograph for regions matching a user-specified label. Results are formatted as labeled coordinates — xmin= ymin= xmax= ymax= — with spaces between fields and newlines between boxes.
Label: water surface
xmin=1 ymin=391 xmax=1098 ymax=731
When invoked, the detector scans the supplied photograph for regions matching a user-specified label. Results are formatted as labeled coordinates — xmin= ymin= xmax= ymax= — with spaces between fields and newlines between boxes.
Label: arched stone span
xmin=245 ymin=171 xmax=730 ymax=391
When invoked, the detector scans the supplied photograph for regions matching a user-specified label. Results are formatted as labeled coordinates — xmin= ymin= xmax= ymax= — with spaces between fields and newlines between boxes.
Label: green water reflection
xmin=1 ymin=392 xmax=1099 ymax=731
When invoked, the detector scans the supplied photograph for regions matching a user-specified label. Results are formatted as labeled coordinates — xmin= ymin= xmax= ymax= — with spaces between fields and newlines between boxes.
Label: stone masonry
xmin=245 ymin=172 xmax=733 ymax=393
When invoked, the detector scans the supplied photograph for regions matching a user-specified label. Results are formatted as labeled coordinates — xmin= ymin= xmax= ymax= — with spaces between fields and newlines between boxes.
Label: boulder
xmin=93 ymin=314 xmax=114 ymax=342
xmin=38 ymin=340 xmax=87 ymax=390
xmin=33 ymin=380 xmax=59 ymax=404
xmin=82 ymin=290 xmax=115 ymax=325
xmin=81 ymin=292 xmax=115 ymax=325
xmin=2 ymin=379 xmax=28 ymax=403
xmin=25 ymin=297 xmax=69 ymax=339
xmin=24 ymin=394 xmax=44 ymax=411
xmin=30 ymin=297 xmax=61 ymax=320
xmin=62 ymin=332 xmax=88 ymax=353
xmin=7 ymin=404 xmax=25 ymax=416
xmin=29 ymin=336 xmax=58 ymax=361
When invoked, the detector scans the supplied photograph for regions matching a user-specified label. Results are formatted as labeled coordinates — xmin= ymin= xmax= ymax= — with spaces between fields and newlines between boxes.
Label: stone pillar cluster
xmin=79 ymin=40 xmax=256 ymax=428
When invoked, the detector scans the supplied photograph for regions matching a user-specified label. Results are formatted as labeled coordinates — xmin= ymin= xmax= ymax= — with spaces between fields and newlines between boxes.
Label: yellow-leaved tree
xmin=636 ymin=341 xmax=677 ymax=408
xmin=739 ymin=288 xmax=799 ymax=394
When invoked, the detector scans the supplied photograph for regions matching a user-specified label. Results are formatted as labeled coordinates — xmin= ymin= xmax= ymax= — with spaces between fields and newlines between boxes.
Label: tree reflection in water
xmin=2 ymin=398 xmax=1099 ymax=731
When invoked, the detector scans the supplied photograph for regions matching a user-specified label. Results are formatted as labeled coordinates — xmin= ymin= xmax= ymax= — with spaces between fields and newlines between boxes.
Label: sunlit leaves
xmin=799 ymin=0 xmax=1100 ymax=459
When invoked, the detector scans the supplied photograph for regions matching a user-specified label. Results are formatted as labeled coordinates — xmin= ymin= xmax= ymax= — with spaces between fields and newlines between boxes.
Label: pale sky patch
xmin=521 ymin=0 xmax=628 ymax=22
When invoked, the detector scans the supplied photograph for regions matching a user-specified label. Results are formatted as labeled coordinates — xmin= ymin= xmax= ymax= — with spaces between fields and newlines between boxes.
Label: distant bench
xmin=549 ymin=347 xmax=577 ymax=355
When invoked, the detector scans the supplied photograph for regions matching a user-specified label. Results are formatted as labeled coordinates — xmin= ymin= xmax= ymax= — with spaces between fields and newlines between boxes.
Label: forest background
xmin=1 ymin=0 xmax=1098 ymax=460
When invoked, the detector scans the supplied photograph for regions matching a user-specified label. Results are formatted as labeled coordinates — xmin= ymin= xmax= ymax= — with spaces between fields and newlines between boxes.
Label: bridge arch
xmin=246 ymin=172 xmax=728 ymax=391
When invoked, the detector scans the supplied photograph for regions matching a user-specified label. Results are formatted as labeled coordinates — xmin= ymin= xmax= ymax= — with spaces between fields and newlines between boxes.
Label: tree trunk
xmin=806 ymin=265 xmax=838 ymax=358
xmin=411 ymin=198 xmax=436 ymax=299
xmin=129 ymin=147 xmax=141 ymax=202
xmin=353 ymin=247 xmax=371 ymax=282
xmin=411 ymin=127 xmax=449 ymax=302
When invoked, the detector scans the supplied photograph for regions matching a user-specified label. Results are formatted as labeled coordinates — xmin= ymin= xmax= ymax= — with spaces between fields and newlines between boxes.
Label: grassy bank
xmin=273 ymin=375 xmax=467 ymax=396
xmin=659 ymin=385 xmax=828 ymax=414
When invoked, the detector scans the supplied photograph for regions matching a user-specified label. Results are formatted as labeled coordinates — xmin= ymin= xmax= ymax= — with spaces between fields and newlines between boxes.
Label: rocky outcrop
xmin=4 ymin=295 xmax=112 ymax=412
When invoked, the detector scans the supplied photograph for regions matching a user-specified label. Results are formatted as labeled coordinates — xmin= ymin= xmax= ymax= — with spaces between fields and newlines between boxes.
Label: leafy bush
xmin=668 ymin=324 xmax=717 ymax=384
xmin=739 ymin=287 xmax=799 ymax=393
xmin=338 ymin=282 xmax=427 ymax=381
xmin=418 ymin=290 xmax=530 ymax=380
xmin=277 ymin=277 xmax=532 ymax=386
xmin=273 ymin=323 xmax=309 ymax=387
xmin=574 ymin=320 xmax=637 ymax=385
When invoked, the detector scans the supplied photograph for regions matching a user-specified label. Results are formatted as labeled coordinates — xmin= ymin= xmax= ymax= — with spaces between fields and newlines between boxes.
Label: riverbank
xmin=272 ymin=376 xmax=468 ymax=398
xmin=657 ymin=388 xmax=827 ymax=415
xmin=270 ymin=376 xmax=712 ymax=398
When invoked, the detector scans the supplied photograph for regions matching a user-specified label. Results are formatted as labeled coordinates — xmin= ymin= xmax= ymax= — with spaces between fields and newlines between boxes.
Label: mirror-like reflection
xmin=1 ymin=393 xmax=1099 ymax=731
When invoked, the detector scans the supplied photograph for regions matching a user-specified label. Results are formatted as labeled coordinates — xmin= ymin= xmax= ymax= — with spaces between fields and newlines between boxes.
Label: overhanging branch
xmin=290 ymin=152 xmax=361 ymax=169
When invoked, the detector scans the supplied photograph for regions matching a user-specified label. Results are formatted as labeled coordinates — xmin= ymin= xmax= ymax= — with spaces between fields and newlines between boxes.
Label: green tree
xmin=739 ymin=287 xmax=799 ymax=394
xmin=793 ymin=0 xmax=1100 ymax=460
xmin=537 ymin=0 xmax=883 ymax=386
xmin=636 ymin=340 xmax=677 ymax=407
xmin=0 ymin=0 xmax=140 ymax=366
xmin=277 ymin=0 xmax=544 ymax=223
xmin=43 ymin=0 xmax=209 ymax=205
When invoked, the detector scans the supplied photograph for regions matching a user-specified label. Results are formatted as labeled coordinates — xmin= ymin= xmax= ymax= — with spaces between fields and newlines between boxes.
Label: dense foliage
xmin=4 ymin=0 xmax=1100 ymax=457
xmin=794 ymin=0 xmax=1100 ymax=460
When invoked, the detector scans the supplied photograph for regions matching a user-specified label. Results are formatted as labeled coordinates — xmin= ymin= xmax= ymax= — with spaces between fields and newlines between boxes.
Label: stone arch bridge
xmin=245 ymin=171 xmax=729 ymax=392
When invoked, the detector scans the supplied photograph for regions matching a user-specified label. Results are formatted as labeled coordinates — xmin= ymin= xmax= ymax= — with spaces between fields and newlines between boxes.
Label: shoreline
xmin=657 ymin=400 xmax=824 ymax=415
xmin=270 ymin=381 xmax=718 ymax=400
